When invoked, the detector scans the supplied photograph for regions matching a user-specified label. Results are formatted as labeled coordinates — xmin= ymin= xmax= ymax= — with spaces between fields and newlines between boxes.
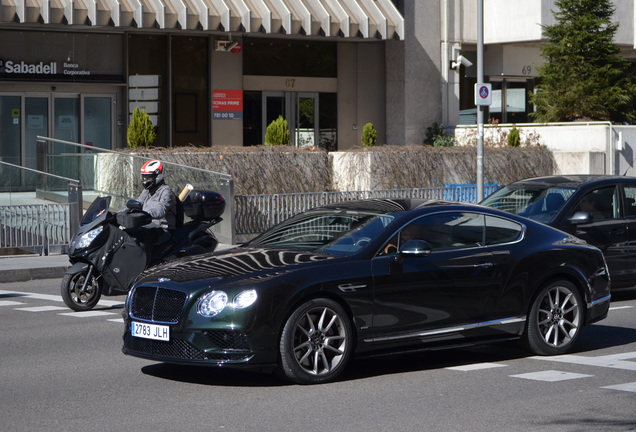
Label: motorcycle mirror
xmin=126 ymin=199 xmax=143 ymax=211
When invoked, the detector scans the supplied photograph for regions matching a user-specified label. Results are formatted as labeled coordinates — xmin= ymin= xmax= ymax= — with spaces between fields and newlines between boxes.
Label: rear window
xmin=481 ymin=185 xmax=575 ymax=223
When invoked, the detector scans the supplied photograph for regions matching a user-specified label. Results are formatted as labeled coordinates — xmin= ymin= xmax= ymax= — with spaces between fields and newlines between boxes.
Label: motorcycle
xmin=61 ymin=189 xmax=225 ymax=311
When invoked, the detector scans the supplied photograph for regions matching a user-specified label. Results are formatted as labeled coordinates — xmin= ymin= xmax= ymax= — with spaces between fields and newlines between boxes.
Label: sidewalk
xmin=0 ymin=254 xmax=70 ymax=283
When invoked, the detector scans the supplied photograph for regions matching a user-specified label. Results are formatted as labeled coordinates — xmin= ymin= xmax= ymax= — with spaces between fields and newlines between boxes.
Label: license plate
xmin=131 ymin=321 xmax=170 ymax=342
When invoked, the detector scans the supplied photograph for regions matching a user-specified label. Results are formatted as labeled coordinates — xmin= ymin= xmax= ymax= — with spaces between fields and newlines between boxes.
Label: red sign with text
xmin=213 ymin=89 xmax=243 ymax=120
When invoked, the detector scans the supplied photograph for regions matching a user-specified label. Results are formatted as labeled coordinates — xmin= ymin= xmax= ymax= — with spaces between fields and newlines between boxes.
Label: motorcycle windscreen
xmin=100 ymin=230 xmax=147 ymax=292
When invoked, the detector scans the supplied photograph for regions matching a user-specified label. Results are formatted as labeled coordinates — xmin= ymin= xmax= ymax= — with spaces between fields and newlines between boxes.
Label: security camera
xmin=451 ymin=55 xmax=473 ymax=69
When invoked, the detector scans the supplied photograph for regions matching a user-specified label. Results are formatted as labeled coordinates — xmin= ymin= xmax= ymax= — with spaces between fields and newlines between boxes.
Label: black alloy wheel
xmin=525 ymin=280 xmax=584 ymax=355
xmin=278 ymin=298 xmax=353 ymax=384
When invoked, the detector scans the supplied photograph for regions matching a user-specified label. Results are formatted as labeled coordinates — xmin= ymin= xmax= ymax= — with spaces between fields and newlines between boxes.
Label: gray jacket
xmin=137 ymin=182 xmax=177 ymax=230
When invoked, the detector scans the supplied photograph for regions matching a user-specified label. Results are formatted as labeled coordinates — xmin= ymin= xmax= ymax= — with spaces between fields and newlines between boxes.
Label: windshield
xmin=81 ymin=196 xmax=111 ymax=226
xmin=480 ymin=185 xmax=576 ymax=223
xmin=246 ymin=210 xmax=395 ymax=256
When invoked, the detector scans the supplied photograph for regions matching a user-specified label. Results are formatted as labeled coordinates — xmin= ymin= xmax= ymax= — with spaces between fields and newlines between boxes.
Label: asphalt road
xmin=1 ymin=279 xmax=636 ymax=432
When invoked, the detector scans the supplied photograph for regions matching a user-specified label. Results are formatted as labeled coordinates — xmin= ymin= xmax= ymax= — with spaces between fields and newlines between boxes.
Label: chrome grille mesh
xmin=130 ymin=286 xmax=187 ymax=323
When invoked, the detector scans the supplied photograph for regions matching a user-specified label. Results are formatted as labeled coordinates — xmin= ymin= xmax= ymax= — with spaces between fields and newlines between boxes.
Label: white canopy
xmin=3 ymin=0 xmax=404 ymax=40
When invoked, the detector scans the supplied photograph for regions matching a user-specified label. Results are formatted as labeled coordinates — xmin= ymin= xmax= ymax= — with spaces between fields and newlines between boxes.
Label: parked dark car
xmin=481 ymin=175 xmax=636 ymax=291
xmin=122 ymin=199 xmax=610 ymax=384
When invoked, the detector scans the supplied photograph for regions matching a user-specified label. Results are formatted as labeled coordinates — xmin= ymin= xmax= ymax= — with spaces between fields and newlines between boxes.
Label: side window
xmin=568 ymin=187 xmax=618 ymax=221
xmin=624 ymin=186 xmax=636 ymax=217
xmin=485 ymin=215 xmax=523 ymax=245
xmin=379 ymin=212 xmax=484 ymax=255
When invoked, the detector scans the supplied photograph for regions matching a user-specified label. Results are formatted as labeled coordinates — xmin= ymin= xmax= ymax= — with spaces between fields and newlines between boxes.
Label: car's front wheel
xmin=525 ymin=280 xmax=584 ymax=355
xmin=278 ymin=298 xmax=353 ymax=384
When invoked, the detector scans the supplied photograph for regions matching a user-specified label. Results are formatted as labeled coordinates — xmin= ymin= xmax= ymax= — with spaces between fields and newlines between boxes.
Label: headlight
xmin=198 ymin=291 xmax=228 ymax=317
xmin=233 ymin=290 xmax=257 ymax=309
xmin=75 ymin=226 xmax=103 ymax=250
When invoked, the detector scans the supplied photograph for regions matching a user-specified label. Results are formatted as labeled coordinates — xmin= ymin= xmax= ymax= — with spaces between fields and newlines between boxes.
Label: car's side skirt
xmin=365 ymin=316 xmax=526 ymax=344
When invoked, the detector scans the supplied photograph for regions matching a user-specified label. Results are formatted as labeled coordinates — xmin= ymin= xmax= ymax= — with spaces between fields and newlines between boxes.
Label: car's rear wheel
xmin=525 ymin=280 xmax=584 ymax=355
xmin=61 ymin=271 xmax=102 ymax=311
xmin=278 ymin=298 xmax=353 ymax=384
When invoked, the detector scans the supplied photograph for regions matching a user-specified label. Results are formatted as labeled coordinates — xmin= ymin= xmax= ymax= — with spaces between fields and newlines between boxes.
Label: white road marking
xmin=58 ymin=311 xmax=118 ymax=318
xmin=107 ymin=318 xmax=124 ymax=323
xmin=0 ymin=289 xmax=124 ymax=308
xmin=532 ymin=353 xmax=636 ymax=371
xmin=601 ymin=382 xmax=636 ymax=393
xmin=610 ymin=305 xmax=634 ymax=311
xmin=16 ymin=306 xmax=68 ymax=312
xmin=446 ymin=363 xmax=508 ymax=372
xmin=0 ymin=300 xmax=25 ymax=306
xmin=510 ymin=370 xmax=593 ymax=382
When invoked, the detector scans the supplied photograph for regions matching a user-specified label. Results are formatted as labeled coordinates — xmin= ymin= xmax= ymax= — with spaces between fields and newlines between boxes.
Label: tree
xmin=265 ymin=115 xmax=290 ymax=146
xmin=361 ymin=123 xmax=377 ymax=147
xmin=530 ymin=0 xmax=636 ymax=123
xmin=127 ymin=107 xmax=156 ymax=148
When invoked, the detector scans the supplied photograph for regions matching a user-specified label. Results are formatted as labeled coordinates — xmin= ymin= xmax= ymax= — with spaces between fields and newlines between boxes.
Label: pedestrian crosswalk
xmin=0 ymin=289 xmax=125 ymax=323
xmin=443 ymin=305 xmax=636 ymax=394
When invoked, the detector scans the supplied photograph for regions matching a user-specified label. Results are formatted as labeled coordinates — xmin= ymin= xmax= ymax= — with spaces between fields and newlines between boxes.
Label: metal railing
xmin=234 ymin=184 xmax=500 ymax=241
xmin=0 ymin=161 xmax=82 ymax=255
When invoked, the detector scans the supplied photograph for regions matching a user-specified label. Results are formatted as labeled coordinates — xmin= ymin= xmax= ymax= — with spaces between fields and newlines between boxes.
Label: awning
xmin=4 ymin=0 xmax=404 ymax=40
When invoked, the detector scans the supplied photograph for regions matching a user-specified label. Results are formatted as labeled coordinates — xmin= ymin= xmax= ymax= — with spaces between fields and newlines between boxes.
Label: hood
xmin=135 ymin=247 xmax=335 ymax=285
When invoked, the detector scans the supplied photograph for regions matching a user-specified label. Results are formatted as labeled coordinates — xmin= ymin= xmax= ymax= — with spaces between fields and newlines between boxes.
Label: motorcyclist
xmin=130 ymin=160 xmax=179 ymax=259
xmin=138 ymin=159 xmax=177 ymax=230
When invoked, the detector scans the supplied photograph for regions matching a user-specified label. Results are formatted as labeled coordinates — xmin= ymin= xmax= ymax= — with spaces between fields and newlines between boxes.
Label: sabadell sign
xmin=0 ymin=59 xmax=91 ymax=78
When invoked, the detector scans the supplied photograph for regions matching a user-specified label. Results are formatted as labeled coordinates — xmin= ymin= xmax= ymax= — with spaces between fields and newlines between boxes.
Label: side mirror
xmin=126 ymin=199 xmax=143 ymax=211
xmin=567 ymin=211 xmax=592 ymax=225
xmin=395 ymin=239 xmax=432 ymax=264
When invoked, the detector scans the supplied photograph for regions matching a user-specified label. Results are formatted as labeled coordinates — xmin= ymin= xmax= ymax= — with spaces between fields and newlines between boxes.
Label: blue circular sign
xmin=479 ymin=86 xmax=489 ymax=99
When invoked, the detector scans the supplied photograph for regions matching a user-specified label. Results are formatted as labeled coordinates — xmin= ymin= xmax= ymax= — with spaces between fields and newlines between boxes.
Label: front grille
xmin=125 ymin=335 xmax=206 ymax=360
xmin=130 ymin=286 xmax=187 ymax=323
xmin=125 ymin=334 xmax=252 ymax=362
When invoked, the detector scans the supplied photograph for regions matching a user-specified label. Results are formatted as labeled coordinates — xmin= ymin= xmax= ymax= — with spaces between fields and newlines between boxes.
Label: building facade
xmin=0 ymin=0 xmax=405 ymax=173
xmin=2 ymin=0 xmax=636 ymax=173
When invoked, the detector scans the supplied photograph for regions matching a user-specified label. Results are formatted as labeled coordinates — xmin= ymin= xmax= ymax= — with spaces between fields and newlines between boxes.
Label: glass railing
xmin=0 ymin=161 xmax=82 ymax=255
xmin=36 ymin=137 xmax=235 ymax=244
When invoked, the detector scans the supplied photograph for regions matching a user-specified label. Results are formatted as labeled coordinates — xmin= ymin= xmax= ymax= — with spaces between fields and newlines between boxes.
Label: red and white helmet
xmin=140 ymin=160 xmax=164 ymax=189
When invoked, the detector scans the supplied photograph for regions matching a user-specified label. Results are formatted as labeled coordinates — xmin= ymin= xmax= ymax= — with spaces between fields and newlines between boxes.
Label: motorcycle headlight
xmin=198 ymin=291 xmax=228 ymax=317
xmin=233 ymin=290 xmax=257 ymax=309
xmin=75 ymin=226 xmax=103 ymax=250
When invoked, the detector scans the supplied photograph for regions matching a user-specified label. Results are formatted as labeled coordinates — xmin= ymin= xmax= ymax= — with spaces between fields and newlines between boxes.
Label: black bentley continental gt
xmin=122 ymin=199 xmax=611 ymax=384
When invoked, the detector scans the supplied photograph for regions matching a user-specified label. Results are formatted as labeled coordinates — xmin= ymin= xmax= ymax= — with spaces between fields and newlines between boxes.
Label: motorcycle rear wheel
xmin=61 ymin=271 xmax=102 ymax=311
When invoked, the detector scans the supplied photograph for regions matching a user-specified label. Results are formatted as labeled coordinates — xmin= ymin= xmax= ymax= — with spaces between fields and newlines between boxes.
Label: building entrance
xmin=263 ymin=92 xmax=319 ymax=147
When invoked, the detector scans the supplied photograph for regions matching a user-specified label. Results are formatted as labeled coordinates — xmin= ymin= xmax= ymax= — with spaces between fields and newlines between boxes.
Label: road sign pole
xmin=476 ymin=0 xmax=484 ymax=201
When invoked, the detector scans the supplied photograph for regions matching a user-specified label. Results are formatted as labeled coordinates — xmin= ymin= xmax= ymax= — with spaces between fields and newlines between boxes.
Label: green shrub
xmin=265 ymin=115 xmax=290 ymax=146
xmin=127 ymin=107 xmax=156 ymax=149
xmin=361 ymin=123 xmax=377 ymax=147
xmin=424 ymin=122 xmax=455 ymax=147
xmin=507 ymin=126 xmax=521 ymax=147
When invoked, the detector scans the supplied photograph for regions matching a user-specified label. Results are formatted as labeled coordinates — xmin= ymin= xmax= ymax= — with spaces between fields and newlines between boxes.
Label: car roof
xmin=317 ymin=199 xmax=485 ymax=214
xmin=508 ymin=175 xmax=636 ymax=188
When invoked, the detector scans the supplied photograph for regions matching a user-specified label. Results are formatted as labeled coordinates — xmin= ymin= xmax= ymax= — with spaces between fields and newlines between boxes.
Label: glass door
xmin=25 ymin=97 xmax=49 ymax=170
xmin=262 ymin=92 xmax=319 ymax=147
xmin=0 ymin=95 xmax=21 ymax=190
xmin=296 ymin=93 xmax=318 ymax=147
xmin=82 ymin=96 xmax=113 ymax=189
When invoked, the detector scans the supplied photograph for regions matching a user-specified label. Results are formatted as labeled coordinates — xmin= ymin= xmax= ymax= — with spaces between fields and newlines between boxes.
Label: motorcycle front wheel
xmin=61 ymin=271 xmax=102 ymax=311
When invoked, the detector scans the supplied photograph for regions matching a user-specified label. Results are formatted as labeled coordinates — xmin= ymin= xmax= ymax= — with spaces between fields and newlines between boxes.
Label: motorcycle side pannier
xmin=183 ymin=190 xmax=225 ymax=221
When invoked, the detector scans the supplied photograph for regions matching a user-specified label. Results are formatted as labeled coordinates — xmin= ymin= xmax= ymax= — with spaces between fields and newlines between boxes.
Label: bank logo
xmin=0 ymin=59 xmax=57 ymax=74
